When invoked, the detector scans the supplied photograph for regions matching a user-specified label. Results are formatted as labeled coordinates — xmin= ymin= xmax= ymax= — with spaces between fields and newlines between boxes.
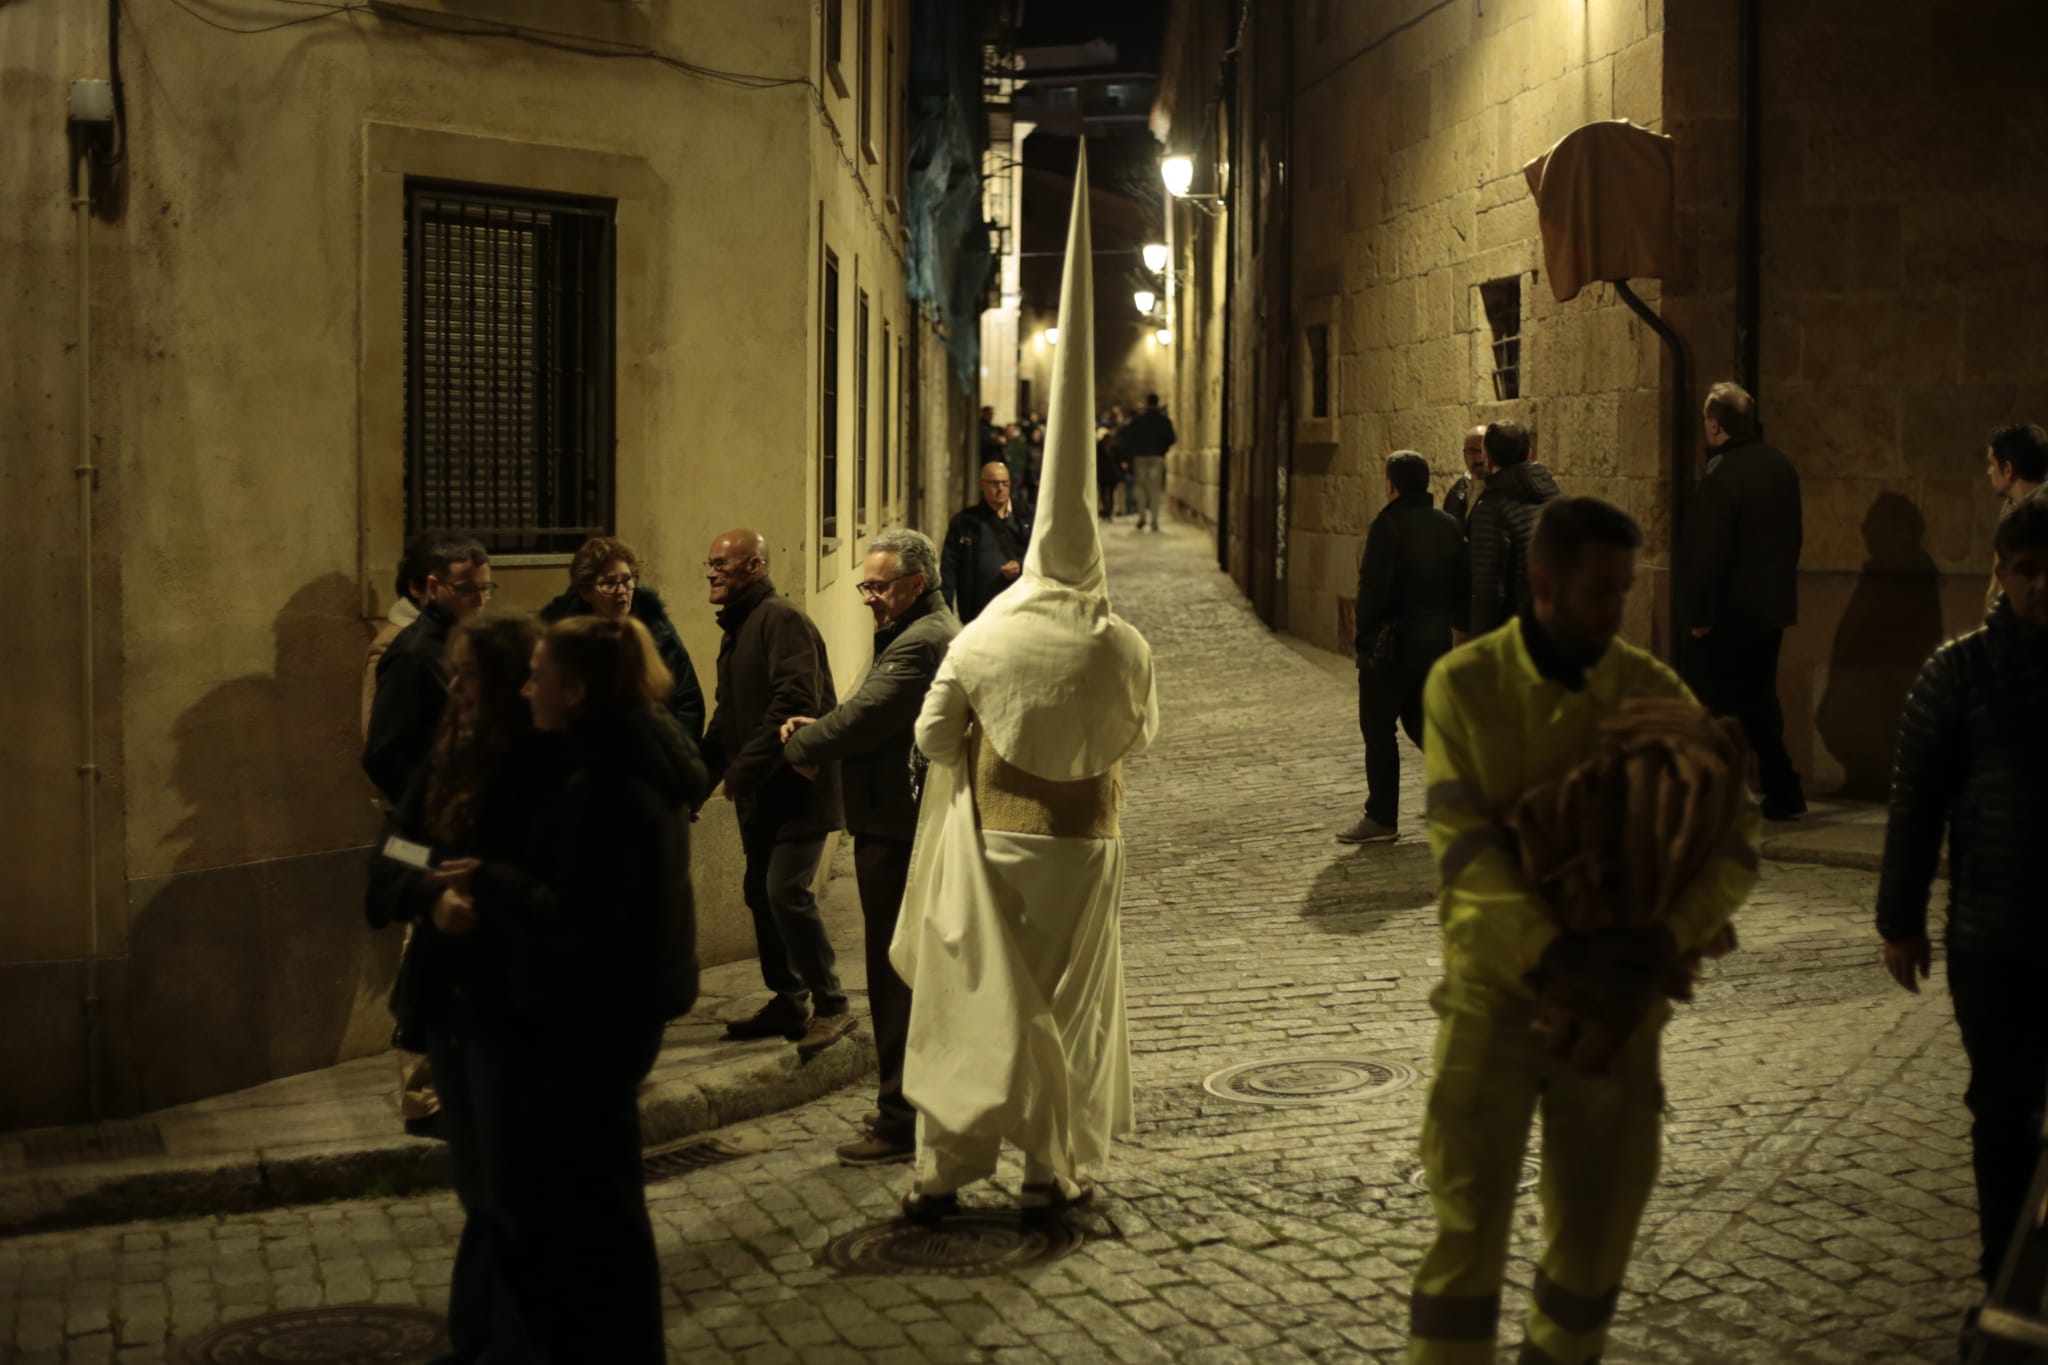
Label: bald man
xmin=700 ymin=529 xmax=853 ymax=1056
xmin=1443 ymin=425 xmax=1488 ymax=526
xmin=941 ymin=462 xmax=1032 ymax=625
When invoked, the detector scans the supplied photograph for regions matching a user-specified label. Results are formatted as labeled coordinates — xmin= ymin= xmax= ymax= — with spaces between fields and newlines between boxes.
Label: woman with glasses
xmin=540 ymin=535 xmax=707 ymax=741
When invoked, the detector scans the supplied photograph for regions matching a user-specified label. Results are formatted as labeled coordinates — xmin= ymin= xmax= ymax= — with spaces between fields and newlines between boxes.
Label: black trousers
xmin=1358 ymin=639 xmax=1443 ymax=827
xmin=854 ymin=835 xmax=916 ymax=1141
xmin=1948 ymin=945 xmax=2048 ymax=1283
xmin=430 ymin=1021 xmax=667 ymax=1364
xmin=1685 ymin=629 xmax=1802 ymax=803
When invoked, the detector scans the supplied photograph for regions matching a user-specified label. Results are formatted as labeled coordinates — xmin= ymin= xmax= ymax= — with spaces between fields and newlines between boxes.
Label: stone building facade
xmin=3 ymin=0 xmax=981 ymax=1126
xmin=1156 ymin=0 xmax=2048 ymax=792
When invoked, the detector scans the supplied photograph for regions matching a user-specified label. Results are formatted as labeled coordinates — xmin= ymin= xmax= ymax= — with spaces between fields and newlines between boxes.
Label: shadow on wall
xmin=1813 ymin=492 xmax=1946 ymax=799
xmin=123 ymin=573 xmax=393 ymax=1111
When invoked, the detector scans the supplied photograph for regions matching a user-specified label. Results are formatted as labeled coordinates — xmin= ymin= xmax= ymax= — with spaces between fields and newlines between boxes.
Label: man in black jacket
xmin=1876 ymin=500 xmax=2048 ymax=1328
xmin=1442 ymin=425 xmax=1488 ymax=527
xmin=700 ymin=528 xmax=852 ymax=1057
xmin=783 ymin=529 xmax=960 ymax=1166
xmin=1340 ymin=452 xmax=1467 ymax=845
xmin=1465 ymin=422 xmax=1560 ymax=638
xmin=361 ymin=535 xmax=494 ymax=803
xmin=1680 ymin=381 xmax=1806 ymax=821
xmin=1122 ymin=393 xmax=1178 ymax=531
xmin=941 ymin=463 xmax=1031 ymax=624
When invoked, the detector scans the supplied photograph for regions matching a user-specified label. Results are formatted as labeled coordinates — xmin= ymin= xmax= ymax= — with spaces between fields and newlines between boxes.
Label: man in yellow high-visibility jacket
xmin=1408 ymin=496 xmax=1760 ymax=1365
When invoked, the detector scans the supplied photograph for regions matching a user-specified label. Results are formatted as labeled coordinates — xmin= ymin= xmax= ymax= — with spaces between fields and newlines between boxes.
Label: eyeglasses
xmin=981 ymin=478 xmax=1011 ymax=488
xmin=855 ymin=576 xmax=907 ymax=598
xmin=703 ymin=557 xmax=759 ymax=573
xmin=448 ymin=580 xmax=498 ymax=600
xmin=594 ymin=574 xmax=637 ymax=593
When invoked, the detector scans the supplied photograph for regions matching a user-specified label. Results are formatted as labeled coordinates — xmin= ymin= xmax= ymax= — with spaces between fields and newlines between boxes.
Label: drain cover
xmin=1407 ymin=1158 xmax=1542 ymax=1194
xmin=1202 ymin=1055 xmax=1418 ymax=1106
xmin=182 ymin=1306 xmax=446 ymax=1363
xmin=23 ymin=1120 xmax=165 ymax=1168
xmin=642 ymin=1135 xmax=760 ymax=1181
xmin=823 ymin=1213 xmax=1084 ymax=1277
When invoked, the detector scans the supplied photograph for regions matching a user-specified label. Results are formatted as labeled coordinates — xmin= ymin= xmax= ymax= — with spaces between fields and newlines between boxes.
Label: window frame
xmin=856 ymin=284 xmax=872 ymax=545
xmin=401 ymin=178 xmax=619 ymax=557
xmin=824 ymin=0 xmax=848 ymax=99
xmin=821 ymin=247 xmax=842 ymax=553
xmin=858 ymin=0 xmax=877 ymax=164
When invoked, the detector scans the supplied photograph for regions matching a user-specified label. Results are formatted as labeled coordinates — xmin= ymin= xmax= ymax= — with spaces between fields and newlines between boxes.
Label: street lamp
xmin=1142 ymin=242 xmax=1169 ymax=273
xmin=1161 ymin=155 xmax=1195 ymax=198
xmin=1045 ymin=326 xmax=1061 ymax=345
xmin=1133 ymin=289 xmax=1157 ymax=316
xmin=1155 ymin=328 xmax=1173 ymax=345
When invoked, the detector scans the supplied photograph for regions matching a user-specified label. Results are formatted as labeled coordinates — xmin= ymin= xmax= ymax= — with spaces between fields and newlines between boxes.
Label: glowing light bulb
xmin=1133 ymin=289 xmax=1157 ymax=315
xmin=1142 ymin=242 xmax=1169 ymax=273
xmin=1161 ymin=155 xmax=1195 ymax=198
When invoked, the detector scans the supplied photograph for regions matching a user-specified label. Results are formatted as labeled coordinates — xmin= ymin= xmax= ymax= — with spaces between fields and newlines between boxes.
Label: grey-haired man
xmin=783 ymin=530 xmax=961 ymax=1166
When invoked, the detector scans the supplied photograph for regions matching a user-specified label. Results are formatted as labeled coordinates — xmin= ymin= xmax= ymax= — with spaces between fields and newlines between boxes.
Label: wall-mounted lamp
xmin=1161 ymin=155 xmax=1195 ymax=198
xmin=1155 ymin=328 xmax=1173 ymax=346
xmin=1142 ymin=242 xmax=1169 ymax=273
xmin=1133 ymin=289 xmax=1157 ymax=316
xmin=1045 ymin=326 xmax=1061 ymax=345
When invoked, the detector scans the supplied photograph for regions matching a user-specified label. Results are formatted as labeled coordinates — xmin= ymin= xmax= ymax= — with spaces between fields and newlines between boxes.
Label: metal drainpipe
xmin=73 ymin=144 xmax=104 ymax=1120
xmin=1214 ymin=24 xmax=1238 ymax=575
xmin=1614 ymin=281 xmax=1690 ymax=663
xmin=1734 ymin=0 xmax=1762 ymax=395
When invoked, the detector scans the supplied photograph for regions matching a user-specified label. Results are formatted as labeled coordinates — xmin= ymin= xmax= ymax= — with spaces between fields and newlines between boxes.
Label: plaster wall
xmin=0 ymin=0 xmax=936 ymax=1124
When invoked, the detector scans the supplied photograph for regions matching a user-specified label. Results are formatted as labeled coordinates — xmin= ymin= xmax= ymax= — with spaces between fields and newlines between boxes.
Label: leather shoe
xmin=724 ymin=997 xmax=811 ymax=1042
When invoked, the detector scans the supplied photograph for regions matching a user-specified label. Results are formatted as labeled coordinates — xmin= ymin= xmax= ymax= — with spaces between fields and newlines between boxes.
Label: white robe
xmin=890 ymin=666 xmax=1157 ymax=1190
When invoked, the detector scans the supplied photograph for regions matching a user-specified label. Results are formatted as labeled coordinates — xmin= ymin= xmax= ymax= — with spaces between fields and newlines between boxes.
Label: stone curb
xmin=0 ymin=1029 xmax=876 ymax=1236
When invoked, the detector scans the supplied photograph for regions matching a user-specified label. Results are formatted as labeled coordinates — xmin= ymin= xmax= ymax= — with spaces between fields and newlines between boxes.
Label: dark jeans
xmin=1948 ymin=945 xmax=2048 ymax=1283
xmin=428 ymin=1021 xmax=666 ymax=1364
xmin=854 ymin=835 xmax=916 ymax=1141
xmin=1358 ymin=639 xmax=1444 ymax=826
xmin=741 ymin=832 xmax=846 ymax=1014
xmin=1685 ymin=629 xmax=1802 ymax=803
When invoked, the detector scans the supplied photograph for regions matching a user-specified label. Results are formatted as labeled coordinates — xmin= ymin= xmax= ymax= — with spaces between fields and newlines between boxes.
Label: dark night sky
xmin=1015 ymin=0 xmax=1166 ymax=70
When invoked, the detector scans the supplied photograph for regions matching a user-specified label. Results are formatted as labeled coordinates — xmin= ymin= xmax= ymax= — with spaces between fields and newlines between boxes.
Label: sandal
xmin=1018 ymin=1179 xmax=1094 ymax=1221
xmin=898 ymin=1188 xmax=961 ymax=1226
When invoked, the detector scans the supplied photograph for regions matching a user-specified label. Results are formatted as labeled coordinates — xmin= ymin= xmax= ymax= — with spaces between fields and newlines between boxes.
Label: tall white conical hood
xmin=1023 ymin=141 xmax=1105 ymax=596
xmin=936 ymin=142 xmax=1157 ymax=782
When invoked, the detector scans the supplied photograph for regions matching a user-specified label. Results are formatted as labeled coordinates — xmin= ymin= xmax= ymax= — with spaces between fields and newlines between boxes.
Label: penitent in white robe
xmin=890 ymin=660 xmax=1158 ymax=1193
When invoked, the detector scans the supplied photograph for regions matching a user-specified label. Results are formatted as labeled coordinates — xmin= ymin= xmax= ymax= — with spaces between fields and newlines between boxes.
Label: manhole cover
xmin=1202 ymin=1055 xmax=1418 ymax=1106
xmin=182 ymin=1306 xmax=446 ymax=1363
xmin=1407 ymin=1158 xmax=1542 ymax=1194
xmin=24 ymin=1120 xmax=165 ymax=1168
xmin=642 ymin=1135 xmax=759 ymax=1181
xmin=822 ymin=1213 xmax=1084 ymax=1277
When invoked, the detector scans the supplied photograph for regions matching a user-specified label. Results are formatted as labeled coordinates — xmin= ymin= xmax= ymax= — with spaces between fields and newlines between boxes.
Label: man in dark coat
xmin=1121 ymin=392 xmax=1178 ymax=531
xmin=1680 ymin=381 xmax=1806 ymax=820
xmin=1441 ymin=425 xmax=1488 ymax=527
xmin=699 ymin=528 xmax=852 ymax=1057
xmin=1877 ymin=500 xmax=2048 ymax=1347
xmin=1340 ymin=452 xmax=1468 ymax=845
xmin=361 ymin=534 xmax=494 ymax=803
xmin=782 ymin=529 xmax=960 ymax=1167
xmin=941 ymin=462 xmax=1031 ymax=624
xmin=1465 ymin=421 xmax=1560 ymax=638
xmin=539 ymin=536 xmax=706 ymax=741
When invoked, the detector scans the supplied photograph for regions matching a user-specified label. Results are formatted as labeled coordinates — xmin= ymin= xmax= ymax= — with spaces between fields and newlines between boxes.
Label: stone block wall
xmin=1664 ymin=0 xmax=2048 ymax=793
xmin=1288 ymin=0 xmax=1675 ymax=657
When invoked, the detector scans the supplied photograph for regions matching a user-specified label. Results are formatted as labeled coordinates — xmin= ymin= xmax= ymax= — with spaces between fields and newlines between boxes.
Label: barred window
xmin=403 ymin=181 xmax=616 ymax=555
xmin=880 ymin=319 xmax=892 ymax=510
xmin=857 ymin=288 xmax=872 ymax=536
xmin=822 ymin=250 xmax=841 ymax=546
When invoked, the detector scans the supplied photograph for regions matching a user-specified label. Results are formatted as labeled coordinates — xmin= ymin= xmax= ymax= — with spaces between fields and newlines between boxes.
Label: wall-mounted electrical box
xmin=69 ymin=79 xmax=115 ymax=125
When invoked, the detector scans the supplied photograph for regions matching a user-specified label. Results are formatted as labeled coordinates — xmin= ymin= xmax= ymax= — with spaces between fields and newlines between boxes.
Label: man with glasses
xmin=362 ymin=534 xmax=494 ymax=804
xmin=700 ymin=528 xmax=854 ymax=1058
xmin=781 ymin=529 xmax=960 ymax=1166
xmin=941 ymin=461 xmax=1031 ymax=625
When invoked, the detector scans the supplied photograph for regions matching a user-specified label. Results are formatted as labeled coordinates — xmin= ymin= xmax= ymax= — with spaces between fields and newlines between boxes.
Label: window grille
xmin=1480 ymin=276 xmax=1522 ymax=401
xmin=822 ymin=251 xmax=841 ymax=545
xmin=881 ymin=320 xmax=892 ymax=510
xmin=403 ymin=181 xmax=615 ymax=555
xmin=1306 ymin=324 xmax=1331 ymax=420
xmin=857 ymin=288 xmax=872 ymax=535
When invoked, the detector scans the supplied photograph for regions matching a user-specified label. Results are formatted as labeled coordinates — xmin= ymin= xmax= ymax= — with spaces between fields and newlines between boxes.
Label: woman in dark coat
xmin=464 ymin=613 xmax=704 ymax=1363
xmin=366 ymin=615 xmax=561 ymax=1363
xmin=540 ymin=535 xmax=707 ymax=741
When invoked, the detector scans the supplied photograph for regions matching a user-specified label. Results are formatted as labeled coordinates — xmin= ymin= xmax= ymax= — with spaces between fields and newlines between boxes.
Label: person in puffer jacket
xmin=1464 ymin=421 xmax=1561 ymax=637
xmin=1877 ymin=498 xmax=2048 ymax=1318
xmin=540 ymin=536 xmax=707 ymax=742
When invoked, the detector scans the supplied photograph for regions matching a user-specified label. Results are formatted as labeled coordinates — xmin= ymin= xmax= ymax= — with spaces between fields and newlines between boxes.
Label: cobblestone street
xmin=2 ymin=524 xmax=1982 ymax=1364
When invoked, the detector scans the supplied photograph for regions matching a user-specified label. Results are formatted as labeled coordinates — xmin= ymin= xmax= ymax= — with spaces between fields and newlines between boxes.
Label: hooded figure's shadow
xmin=1813 ymin=492 xmax=1945 ymax=798
xmin=123 ymin=573 xmax=392 ymax=1110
